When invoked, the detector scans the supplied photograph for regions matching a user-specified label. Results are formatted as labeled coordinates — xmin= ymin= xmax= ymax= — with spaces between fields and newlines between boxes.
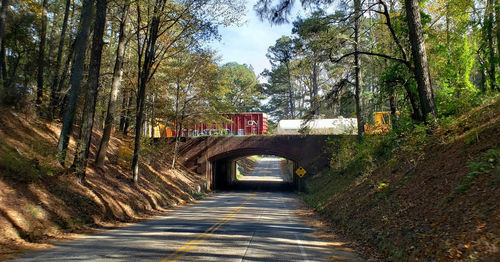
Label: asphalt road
xmin=238 ymin=157 xmax=286 ymax=182
xmin=11 ymin=158 xmax=361 ymax=262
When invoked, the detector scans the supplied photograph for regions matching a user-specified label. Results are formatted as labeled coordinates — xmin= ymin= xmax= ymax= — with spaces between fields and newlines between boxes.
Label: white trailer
xmin=276 ymin=118 xmax=358 ymax=135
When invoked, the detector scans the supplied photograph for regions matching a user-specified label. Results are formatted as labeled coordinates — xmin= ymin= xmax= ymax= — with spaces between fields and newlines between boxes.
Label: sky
xmin=208 ymin=1 xmax=303 ymax=78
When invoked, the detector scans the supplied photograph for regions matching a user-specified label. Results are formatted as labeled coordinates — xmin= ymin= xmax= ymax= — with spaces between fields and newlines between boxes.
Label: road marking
xmin=161 ymin=193 xmax=256 ymax=262
xmin=295 ymin=233 xmax=310 ymax=262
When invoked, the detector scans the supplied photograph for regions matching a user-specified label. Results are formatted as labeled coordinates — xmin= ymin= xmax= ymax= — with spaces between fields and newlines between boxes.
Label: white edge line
xmin=295 ymin=233 xmax=310 ymax=262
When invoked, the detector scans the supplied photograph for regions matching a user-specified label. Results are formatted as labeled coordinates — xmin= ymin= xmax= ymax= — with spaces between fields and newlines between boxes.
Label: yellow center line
xmin=160 ymin=193 xmax=257 ymax=262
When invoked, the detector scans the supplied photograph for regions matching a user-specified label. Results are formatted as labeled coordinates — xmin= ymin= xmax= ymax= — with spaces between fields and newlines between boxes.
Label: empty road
xmin=11 ymin=157 xmax=361 ymax=261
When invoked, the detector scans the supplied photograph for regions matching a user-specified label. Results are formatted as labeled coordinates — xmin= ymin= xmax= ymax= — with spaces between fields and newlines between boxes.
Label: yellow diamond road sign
xmin=296 ymin=166 xmax=307 ymax=178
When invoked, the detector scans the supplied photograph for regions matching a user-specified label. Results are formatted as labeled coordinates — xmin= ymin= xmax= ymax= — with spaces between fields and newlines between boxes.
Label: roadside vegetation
xmin=0 ymin=110 xmax=208 ymax=260
xmin=301 ymin=96 xmax=500 ymax=260
xmin=1 ymin=0 xmax=500 ymax=260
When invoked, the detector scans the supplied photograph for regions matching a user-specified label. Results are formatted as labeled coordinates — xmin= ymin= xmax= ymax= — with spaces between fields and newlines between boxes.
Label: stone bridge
xmin=172 ymin=135 xmax=339 ymax=190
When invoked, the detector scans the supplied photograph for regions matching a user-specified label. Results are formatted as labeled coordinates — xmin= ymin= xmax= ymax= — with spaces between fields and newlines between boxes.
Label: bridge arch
xmin=172 ymin=135 xmax=337 ymax=190
xmin=208 ymin=148 xmax=299 ymax=190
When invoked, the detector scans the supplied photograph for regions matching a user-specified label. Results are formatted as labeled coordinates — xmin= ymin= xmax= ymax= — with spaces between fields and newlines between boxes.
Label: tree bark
xmin=354 ymin=0 xmax=364 ymax=139
xmin=36 ymin=0 xmax=49 ymax=106
xmin=56 ymin=0 xmax=94 ymax=165
xmin=72 ymin=0 xmax=107 ymax=181
xmin=311 ymin=60 xmax=319 ymax=115
xmin=122 ymin=90 xmax=133 ymax=135
xmin=119 ymin=88 xmax=128 ymax=132
xmin=96 ymin=3 xmax=129 ymax=169
xmin=0 ymin=0 xmax=8 ymax=87
xmin=496 ymin=0 xmax=500 ymax=75
xmin=486 ymin=0 xmax=497 ymax=91
xmin=132 ymin=0 xmax=163 ymax=184
xmin=285 ymin=63 xmax=295 ymax=118
xmin=172 ymin=77 xmax=181 ymax=168
xmin=404 ymin=0 xmax=437 ymax=122
xmin=403 ymin=81 xmax=423 ymax=121
xmin=49 ymin=0 xmax=71 ymax=119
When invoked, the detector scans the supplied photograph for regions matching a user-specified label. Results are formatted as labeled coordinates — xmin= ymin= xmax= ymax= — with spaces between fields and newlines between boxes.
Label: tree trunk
xmin=96 ymin=3 xmax=129 ymax=169
xmin=404 ymin=0 xmax=437 ymax=122
xmin=311 ymin=60 xmax=319 ymax=116
xmin=285 ymin=63 xmax=295 ymax=118
xmin=49 ymin=0 xmax=71 ymax=119
xmin=150 ymin=94 xmax=156 ymax=138
xmin=172 ymin=78 xmax=181 ymax=168
xmin=123 ymin=90 xmax=133 ymax=135
xmin=119 ymin=88 xmax=128 ymax=132
xmin=0 ymin=0 xmax=8 ymax=88
xmin=131 ymin=2 xmax=162 ymax=184
xmin=36 ymin=0 xmax=49 ymax=106
xmin=486 ymin=0 xmax=497 ymax=91
xmin=354 ymin=0 xmax=364 ymax=139
xmin=403 ymin=81 xmax=422 ymax=121
xmin=496 ymin=0 xmax=500 ymax=74
xmin=72 ymin=0 xmax=107 ymax=182
xmin=56 ymin=0 xmax=94 ymax=165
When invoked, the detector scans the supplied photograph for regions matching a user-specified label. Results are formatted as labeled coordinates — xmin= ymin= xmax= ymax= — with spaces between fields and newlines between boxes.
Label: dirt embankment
xmin=0 ymin=110 xmax=208 ymax=260
xmin=235 ymin=156 xmax=260 ymax=178
xmin=302 ymin=99 xmax=500 ymax=261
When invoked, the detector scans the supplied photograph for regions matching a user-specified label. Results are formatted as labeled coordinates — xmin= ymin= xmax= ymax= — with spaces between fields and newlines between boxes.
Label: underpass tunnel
xmin=211 ymin=154 xmax=298 ymax=191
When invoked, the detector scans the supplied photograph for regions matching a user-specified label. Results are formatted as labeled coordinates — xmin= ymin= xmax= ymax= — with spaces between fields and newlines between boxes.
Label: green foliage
xmin=456 ymin=149 xmax=500 ymax=192
xmin=0 ymin=143 xmax=59 ymax=183
xmin=435 ymin=84 xmax=481 ymax=117
xmin=218 ymin=62 xmax=263 ymax=112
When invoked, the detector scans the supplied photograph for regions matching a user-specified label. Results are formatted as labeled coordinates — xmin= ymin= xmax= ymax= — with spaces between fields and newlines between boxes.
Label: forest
xmin=0 ymin=0 xmax=499 ymax=183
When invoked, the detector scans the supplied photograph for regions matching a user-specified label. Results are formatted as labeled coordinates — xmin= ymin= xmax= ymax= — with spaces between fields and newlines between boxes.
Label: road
xmin=238 ymin=156 xmax=287 ymax=182
xmin=11 ymin=157 xmax=361 ymax=262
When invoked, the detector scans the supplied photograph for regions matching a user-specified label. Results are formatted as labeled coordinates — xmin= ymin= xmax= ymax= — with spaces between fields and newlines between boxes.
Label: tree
xmin=48 ymin=0 xmax=71 ymax=119
xmin=130 ymin=0 xmax=244 ymax=183
xmin=218 ymin=62 xmax=262 ymax=112
xmin=353 ymin=0 xmax=363 ymax=137
xmin=404 ymin=0 xmax=437 ymax=121
xmin=71 ymin=0 xmax=107 ymax=182
xmin=267 ymin=36 xmax=296 ymax=118
xmin=56 ymin=0 xmax=94 ymax=165
xmin=36 ymin=0 xmax=48 ymax=107
xmin=0 ymin=0 xmax=8 ymax=88
xmin=95 ymin=1 xmax=129 ymax=169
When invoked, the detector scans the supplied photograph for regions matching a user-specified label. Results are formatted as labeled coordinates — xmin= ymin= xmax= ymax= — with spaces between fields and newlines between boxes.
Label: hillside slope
xmin=0 ymin=110 xmax=208 ymax=260
xmin=302 ymin=98 xmax=500 ymax=261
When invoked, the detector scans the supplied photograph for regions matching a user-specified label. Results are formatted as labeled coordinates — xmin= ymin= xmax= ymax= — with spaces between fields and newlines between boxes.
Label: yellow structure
xmin=364 ymin=111 xmax=392 ymax=135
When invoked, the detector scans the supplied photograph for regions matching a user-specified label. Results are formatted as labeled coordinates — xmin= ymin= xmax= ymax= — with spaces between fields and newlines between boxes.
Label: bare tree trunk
xmin=172 ymin=78 xmax=181 ymax=168
xmin=285 ymin=63 xmax=295 ymax=118
xmin=132 ymin=1 xmax=163 ymax=184
xmin=56 ymin=0 xmax=94 ymax=165
xmin=49 ymin=0 xmax=71 ymax=119
xmin=72 ymin=0 xmax=107 ymax=182
xmin=404 ymin=0 xmax=437 ymax=122
xmin=0 ymin=0 xmax=8 ymax=87
xmin=354 ymin=0 xmax=364 ymax=139
xmin=96 ymin=3 xmax=129 ymax=169
xmin=122 ymin=90 xmax=133 ymax=135
xmin=119 ymin=88 xmax=128 ymax=131
xmin=150 ymin=94 xmax=156 ymax=138
xmin=36 ymin=0 xmax=49 ymax=107
xmin=311 ymin=60 xmax=319 ymax=115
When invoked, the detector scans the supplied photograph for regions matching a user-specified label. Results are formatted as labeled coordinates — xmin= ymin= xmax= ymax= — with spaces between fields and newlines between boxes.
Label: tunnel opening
xmin=211 ymin=154 xmax=298 ymax=192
